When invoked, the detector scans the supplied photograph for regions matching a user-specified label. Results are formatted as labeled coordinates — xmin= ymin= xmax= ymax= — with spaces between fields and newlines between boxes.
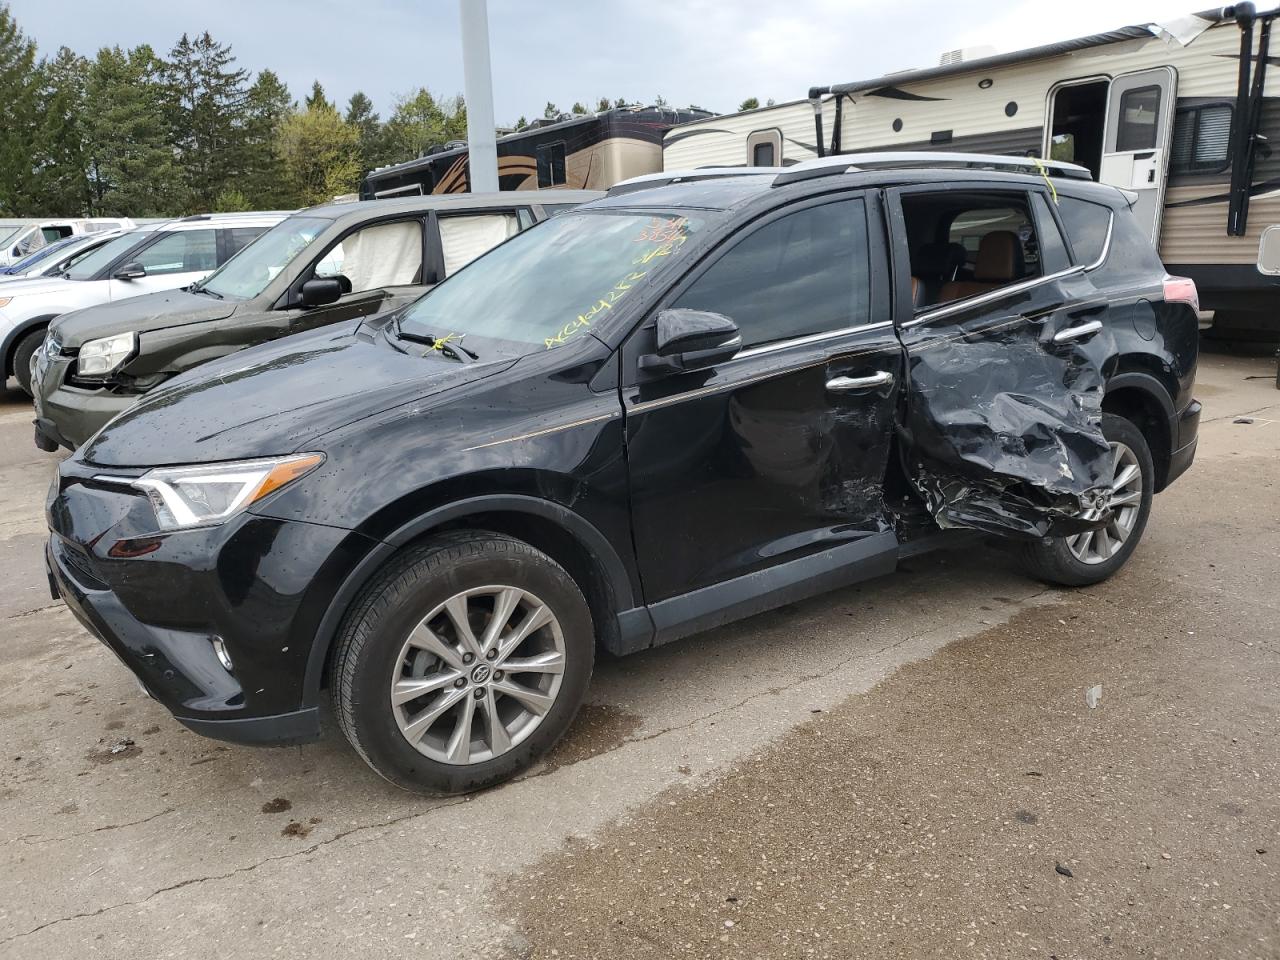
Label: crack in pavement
xmin=5 ymin=807 xmax=177 ymax=846
xmin=3 ymin=602 xmax=64 ymax=622
xmin=0 ymin=796 xmax=472 ymax=947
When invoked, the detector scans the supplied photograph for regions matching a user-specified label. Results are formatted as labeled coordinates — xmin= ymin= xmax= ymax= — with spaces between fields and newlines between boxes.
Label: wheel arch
xmin=2 ymin=314 xmax=60 ymax=377
xmin=302 ymin=494 xmax=638 ymax=707
xmin=1103 ymin=370 xmax=1175 ymax=491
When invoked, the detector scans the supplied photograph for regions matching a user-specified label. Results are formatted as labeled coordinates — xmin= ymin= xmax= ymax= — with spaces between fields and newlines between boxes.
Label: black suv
xmin=45 ymin=154 xmax=1201 ymax=794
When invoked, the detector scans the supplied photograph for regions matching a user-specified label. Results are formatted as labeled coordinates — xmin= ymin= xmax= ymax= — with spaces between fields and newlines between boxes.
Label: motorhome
xmin=663 ymin=6 xmax=1280 ymax=341
xmin=362 ymin=106 xmax=712 ymax=198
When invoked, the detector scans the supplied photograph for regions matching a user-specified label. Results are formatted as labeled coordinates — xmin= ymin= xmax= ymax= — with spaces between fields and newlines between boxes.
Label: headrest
xmin=974 ymin=231 xmax=1019 ymax=283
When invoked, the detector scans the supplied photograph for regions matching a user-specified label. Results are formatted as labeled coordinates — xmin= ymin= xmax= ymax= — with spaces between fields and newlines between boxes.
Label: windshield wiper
xmin=190 ymin=283 xmax=223 ymax=299
xmin=393 ymin=318 xmax=479 ymax=361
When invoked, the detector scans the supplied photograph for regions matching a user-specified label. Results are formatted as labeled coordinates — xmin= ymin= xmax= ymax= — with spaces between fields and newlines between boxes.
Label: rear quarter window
xmin=1056 ymin=197 xmax=1112 ymax=267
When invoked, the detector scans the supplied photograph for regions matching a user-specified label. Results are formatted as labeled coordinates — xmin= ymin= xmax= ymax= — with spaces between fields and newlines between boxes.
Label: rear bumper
xmin=1163 ymin=398 xmax=1201 ymax=490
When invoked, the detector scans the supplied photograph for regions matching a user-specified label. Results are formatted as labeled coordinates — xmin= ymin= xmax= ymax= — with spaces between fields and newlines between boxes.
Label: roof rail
xmin=772 ymin=151 xmax=1093 ymax=187
xmin=607 ymin=166 xmax=783 ymax=197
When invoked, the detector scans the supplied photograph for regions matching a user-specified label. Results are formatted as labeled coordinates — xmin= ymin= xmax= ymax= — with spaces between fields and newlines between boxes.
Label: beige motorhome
xmin=663 ymin=7 xmax=1280 ymax=339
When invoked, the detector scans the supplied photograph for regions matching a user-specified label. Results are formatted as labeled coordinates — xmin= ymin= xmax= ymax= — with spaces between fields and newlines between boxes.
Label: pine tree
xmin=165 ymin=32 xmax=250 ymax=211
xmin=345 ymin=91 xmax=388 ymax=175
xmin=738 ymin=97 xmax=760 ymax=111
xmin=543 ymin=101 xmax=559 ymax=120
xmin=242 ymin=69 xmax=292 ymax=208
xmin=304 ymin=80 xmax=331 ymax=112
xmin=30 ymin=47 xmax=91 ymax=216
xmin=0 ymin=4 xmax=38 ymax=215
xmin=596 ymin=97 xmax=611 ymax=113
xmin=570 ymin=101 xmax=587 ymax=115
xmin=84 ymin=45 xmax=183 ymax=216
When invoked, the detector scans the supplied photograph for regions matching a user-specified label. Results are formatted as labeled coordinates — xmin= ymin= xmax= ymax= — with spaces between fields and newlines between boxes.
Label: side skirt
xmin=607 ymin=531 xmax=899 ymax=656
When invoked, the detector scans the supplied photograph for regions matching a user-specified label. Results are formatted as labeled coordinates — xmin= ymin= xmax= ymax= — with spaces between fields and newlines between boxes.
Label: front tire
xmin=1018 ymin=413 xmax=1155 ymax=587
xmin=12 ymin=327 xmax=45 ymax=398
xmin=332 ymin=531 xmax=594 ymax=794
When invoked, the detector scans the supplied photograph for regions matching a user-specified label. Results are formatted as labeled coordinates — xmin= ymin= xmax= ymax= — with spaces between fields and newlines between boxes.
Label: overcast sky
xmin=10 ymin=0 xmax=1196 ymax=123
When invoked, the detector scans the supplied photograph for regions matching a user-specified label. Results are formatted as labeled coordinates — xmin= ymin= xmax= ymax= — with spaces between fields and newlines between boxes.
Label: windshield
xmin=63 ymin=231 xmax=152 ymax=281
xmin=398 ymin=210 xmax=706 ymax=352
xmin=5 ymin=239 xmax=68 ymax=272
xmin=0 ymin=227 xmax=22 ymax=248
xmin=199 ymin=216 xmax=330 ymax=300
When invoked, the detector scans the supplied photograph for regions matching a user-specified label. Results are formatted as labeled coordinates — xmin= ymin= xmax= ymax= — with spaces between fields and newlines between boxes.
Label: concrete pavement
xmin=0 ymin=353 xmax=1276 ymax=958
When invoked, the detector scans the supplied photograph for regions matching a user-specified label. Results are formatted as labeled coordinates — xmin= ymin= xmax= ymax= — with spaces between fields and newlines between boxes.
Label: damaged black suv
xmin=46 ymin=154 xmax=1200 ymax=794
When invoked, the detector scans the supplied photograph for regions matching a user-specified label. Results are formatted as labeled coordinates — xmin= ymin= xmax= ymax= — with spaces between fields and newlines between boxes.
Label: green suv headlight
xmin=77 ymin=332 xmax=137 ymax=377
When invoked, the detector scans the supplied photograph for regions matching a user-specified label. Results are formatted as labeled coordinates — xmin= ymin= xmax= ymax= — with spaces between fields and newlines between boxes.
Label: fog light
xmin=211 ymin=637 xmax=234 ymax=672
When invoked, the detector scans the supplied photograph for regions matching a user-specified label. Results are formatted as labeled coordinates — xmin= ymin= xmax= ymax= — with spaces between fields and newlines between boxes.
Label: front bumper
xmin=46 ymin=461 xmax=379 ymax=745
xmin=32 ymin=352 xmax=132 ymax=450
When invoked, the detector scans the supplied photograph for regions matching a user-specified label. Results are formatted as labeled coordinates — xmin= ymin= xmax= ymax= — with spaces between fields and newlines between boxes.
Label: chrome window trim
xmin=1081 ymin=209 xmax=1115 ymax=272
xmin=734 ymin=320 xmax=894 ymax=359
xmin=902 ymin=265 xmax=1085 ymax=328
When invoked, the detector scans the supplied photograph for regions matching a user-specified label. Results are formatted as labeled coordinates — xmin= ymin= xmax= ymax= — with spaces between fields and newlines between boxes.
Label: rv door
xmin=1099 ymin=67 xmax=1177 ymax=241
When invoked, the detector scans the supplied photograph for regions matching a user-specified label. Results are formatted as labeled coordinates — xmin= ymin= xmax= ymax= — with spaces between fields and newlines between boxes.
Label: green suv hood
xmin=52 ymin=288 xmax=237 ymax=348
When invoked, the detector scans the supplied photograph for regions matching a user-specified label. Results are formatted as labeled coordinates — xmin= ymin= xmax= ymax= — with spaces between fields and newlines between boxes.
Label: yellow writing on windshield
xmin=545 ymin=270 xmax=648 ymax=350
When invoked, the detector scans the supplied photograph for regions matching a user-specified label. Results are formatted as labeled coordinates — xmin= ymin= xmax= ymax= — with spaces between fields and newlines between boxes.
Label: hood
xmin=81 ymin=320 xmax=517 ymax=467
xmin=0 ymin=275 xmax=81 ymax=298
xmin=53 ymin=289 xmax=237 ymax=348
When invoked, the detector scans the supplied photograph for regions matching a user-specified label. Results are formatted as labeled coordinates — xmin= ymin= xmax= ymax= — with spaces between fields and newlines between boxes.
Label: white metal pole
xmin=459 ymin=0 xmax=499 ymax=193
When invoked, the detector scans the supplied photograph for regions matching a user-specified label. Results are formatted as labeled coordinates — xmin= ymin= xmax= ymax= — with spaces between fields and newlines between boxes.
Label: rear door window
xmin=672 ymin=198 xmax=871 ymax=349
xmin=1056 ymin=197 xmax=1113 ymax=267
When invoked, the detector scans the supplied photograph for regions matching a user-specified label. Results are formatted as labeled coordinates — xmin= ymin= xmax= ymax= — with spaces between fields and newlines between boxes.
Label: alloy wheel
xmin=390 ymin=585 xmax=566 ymax=765
xmin=1067 ymin=441 xmax=1143 ymax=565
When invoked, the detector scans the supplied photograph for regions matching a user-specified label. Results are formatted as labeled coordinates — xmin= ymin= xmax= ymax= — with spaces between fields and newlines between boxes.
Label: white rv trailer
xmin=663 ymin=6 xmax=1280 ymax=339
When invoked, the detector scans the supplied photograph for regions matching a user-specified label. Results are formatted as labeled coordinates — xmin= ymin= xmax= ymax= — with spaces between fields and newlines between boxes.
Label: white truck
xmin=0 ymin=218 xmax=135 ymax=267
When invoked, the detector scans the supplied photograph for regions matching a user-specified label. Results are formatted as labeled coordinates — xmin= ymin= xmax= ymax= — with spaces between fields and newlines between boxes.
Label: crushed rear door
xmin=888 ymin=184 xmax=1117 ymax=539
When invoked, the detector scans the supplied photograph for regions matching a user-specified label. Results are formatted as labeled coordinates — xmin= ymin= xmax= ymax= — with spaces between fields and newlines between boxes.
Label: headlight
xmin=0 ymin=297 xmax=12 ymax=308
xmin=107 ymin=453 xmax=324 ymax=531
xmin=77 ymin=332 xmax=137 ymax=377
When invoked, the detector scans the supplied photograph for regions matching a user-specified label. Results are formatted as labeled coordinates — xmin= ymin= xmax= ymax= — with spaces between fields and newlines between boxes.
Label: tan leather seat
xmin=937 ymin=231 xmax=1020 ymax=304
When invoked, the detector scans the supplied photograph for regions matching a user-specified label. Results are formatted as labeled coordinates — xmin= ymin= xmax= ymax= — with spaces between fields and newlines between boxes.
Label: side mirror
xmin=299 ymin=277 xmax=344 ymax=307
xmin=113 ymin=261 xmax=146 ymax=280
xmin=640 ymin=308 xmax=741 ymax=375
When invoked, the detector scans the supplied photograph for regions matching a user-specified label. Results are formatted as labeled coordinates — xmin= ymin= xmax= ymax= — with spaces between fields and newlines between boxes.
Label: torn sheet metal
xmin=899 ymin=310 xmax=1116 ymax=540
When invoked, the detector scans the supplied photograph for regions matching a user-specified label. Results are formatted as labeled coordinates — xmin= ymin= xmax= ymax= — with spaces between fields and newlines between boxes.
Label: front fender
xmin=296 ymin=493 xmax=637 ymax=709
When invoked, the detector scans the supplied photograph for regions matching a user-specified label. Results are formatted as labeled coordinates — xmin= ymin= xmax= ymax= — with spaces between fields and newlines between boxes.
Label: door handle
xmin=826 ymin=371 xmax=894 ymax=392
xmin=1052 ymin=319 xmax=1103 ymax=344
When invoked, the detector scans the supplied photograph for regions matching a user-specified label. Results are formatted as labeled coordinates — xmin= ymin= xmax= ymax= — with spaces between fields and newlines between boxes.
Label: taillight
xmin=1163 ymin=275 xmax=1200 ymax=313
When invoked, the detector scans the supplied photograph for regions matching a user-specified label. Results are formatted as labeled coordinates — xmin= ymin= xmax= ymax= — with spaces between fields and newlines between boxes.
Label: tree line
xmin=0 ymin=5 xmax=481 ymax=217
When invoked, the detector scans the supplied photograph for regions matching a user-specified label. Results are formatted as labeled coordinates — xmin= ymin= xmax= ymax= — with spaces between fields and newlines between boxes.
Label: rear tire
xmin=1018 ymin=413 xmax=1154 ymax=587
xmin=331 ymin=531 xmax=594 ymax=795
xmin=12 ymin=327 xmax=45 ymax=398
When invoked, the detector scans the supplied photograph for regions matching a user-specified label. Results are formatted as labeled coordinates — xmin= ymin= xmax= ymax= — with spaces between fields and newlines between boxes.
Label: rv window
xmin=672 ymin=199 xmax=870 ymax=349
xmin=752 ymin=142 xmax=775 ymax=166
xmin=1115 ymin=85 xmax=1161 ymax=152
xmin=746 ymin=129 xmax=783 ymax=168
xmin=1170 ymin=103 xmax=1232 ymax=175
xmin=1055 ymin=198 xmax=1112 ymax=267
xmin=537 ymin=142 xmax=567 ymax=187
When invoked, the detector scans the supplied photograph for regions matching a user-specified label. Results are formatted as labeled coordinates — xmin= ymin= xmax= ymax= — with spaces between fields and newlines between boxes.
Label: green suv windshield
xmin=398 ymin=210 xmax=705 ymax=351
xmin=199 ymin=217 xmax=330 ymax=300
